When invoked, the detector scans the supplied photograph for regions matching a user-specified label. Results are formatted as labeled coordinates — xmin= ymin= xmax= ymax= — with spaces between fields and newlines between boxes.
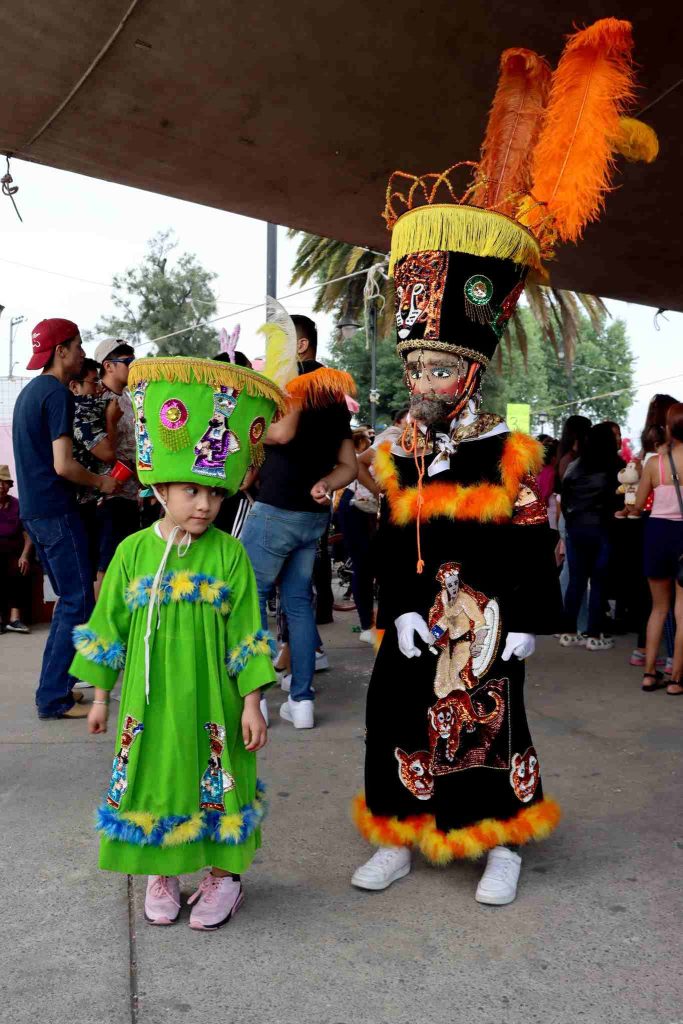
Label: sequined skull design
xmin=106 ymin=715 xmax=144 ymax=808
xmin=200 ymin=722 xmax=235 ymax=811
xmin=395 ymin=748 xmax=434 ymax=801
xmin=510 ymin=746 xmax=540 ymax=803
xmin=192 ymin=386 xmax=241 ymax=479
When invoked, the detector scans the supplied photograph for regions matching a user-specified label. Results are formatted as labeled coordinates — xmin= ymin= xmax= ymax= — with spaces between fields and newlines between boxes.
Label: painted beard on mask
xmin=409 ymin=393 xmax=455 ymax=428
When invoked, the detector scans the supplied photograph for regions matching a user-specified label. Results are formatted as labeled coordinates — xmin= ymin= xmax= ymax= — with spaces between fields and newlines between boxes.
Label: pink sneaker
xmin=188 ymin=873 xmax=244 ymax=930
xmin=144 ymin=875 xmax=181 ymax=925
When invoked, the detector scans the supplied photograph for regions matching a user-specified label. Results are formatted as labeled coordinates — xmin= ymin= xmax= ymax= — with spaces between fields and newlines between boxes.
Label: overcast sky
xmin=1 ymin=158 xmax=681 ymax=442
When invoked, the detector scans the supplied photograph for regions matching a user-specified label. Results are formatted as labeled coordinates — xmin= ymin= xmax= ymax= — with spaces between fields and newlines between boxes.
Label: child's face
xmin=159 ymin=483 xmax=224 ymax=536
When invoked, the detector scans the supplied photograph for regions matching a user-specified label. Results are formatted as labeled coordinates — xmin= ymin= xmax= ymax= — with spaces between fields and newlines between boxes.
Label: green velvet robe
xmin=70 ymin=524 xmax=275 ymax=875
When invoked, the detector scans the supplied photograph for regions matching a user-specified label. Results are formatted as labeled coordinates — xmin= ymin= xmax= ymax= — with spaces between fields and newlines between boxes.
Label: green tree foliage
xmin=483 ymin=309 xmax=635 ymax=433
xmin=95 ymin=230 xmax=219 ymax=357
xmin=331 ymin=307 xmax=635 ymax=434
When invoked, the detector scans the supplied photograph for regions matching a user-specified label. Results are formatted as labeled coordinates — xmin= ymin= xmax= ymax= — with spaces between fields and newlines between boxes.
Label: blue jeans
xmin=241 ymin=502 xmax=328 ymax=702
xmin=24 ymin=513 xmax=94 ymax=717
xmin=564 ymin=524 xmax=611 ymax=638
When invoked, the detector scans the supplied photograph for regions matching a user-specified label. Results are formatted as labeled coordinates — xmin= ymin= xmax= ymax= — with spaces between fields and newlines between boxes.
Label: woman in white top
xmin=634 ymin=403 xmax=683 ymax=694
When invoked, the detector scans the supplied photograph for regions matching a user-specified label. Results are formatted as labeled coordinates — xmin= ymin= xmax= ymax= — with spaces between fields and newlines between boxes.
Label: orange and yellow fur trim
xmin=374 ymin=431 xmax=542 ymax=526
xmin=286 ymin=367 xmax=356 ymax=410
xmin=352 ymin=794 xmax=560 ymax=864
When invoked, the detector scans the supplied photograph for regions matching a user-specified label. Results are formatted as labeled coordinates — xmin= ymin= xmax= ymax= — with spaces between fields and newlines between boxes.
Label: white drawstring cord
xmin=143 ymin=488 xmax=192 ymax=704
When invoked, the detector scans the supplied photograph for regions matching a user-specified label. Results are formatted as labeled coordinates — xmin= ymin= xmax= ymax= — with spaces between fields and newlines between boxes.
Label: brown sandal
xmin=666 ymin=678 xmax=683 ymax=695
xmin=642 ymin=671 xmax=666 ymax=692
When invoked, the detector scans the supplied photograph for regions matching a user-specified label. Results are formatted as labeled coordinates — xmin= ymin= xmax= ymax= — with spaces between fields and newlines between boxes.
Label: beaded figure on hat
xmin=352 ymin=18 xmax=657 ymax=905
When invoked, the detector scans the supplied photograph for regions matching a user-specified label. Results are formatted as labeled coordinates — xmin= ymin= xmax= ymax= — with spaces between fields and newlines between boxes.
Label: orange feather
xmin=476 ymin=48 xmax=552 ymax=215
xmin=529 ymin=18 xmax=636 ymax=242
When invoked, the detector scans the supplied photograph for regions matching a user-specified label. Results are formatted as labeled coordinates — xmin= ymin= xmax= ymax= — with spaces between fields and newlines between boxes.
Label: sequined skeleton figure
xmin=193 ymin=386 xmax=241 ymax=479
xmin=200 ymin=722 xmax=235 ymax=811
xmin=428 ymin=562 xmax=500 ymax=696
xmin=132 ymin=382 xmax=153 ymax=470
xmin=106 ymin=715 xmax=144 ymax=808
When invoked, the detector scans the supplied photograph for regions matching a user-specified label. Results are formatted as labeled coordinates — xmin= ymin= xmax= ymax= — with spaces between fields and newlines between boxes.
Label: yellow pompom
xmin=612 ymin=117 xmax=659 ymax=163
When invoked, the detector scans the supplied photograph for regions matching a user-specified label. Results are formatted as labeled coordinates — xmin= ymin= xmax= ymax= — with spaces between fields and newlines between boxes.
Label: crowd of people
xmin=536 ymin=396 xmax=683 ymax=695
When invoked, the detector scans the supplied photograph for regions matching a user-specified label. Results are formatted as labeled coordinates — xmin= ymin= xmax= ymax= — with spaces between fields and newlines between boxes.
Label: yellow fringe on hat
xmin=129 ymin=357 xmax=288 ymax=413
xmin=389 ymin=204 xmax=541 ymax=275
xmin=612 ymin=116 xmax=659 ymax=164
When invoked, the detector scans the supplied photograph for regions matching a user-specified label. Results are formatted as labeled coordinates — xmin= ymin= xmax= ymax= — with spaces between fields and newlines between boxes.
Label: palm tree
xmin=288 ymin=230 xmax=607 ymax=368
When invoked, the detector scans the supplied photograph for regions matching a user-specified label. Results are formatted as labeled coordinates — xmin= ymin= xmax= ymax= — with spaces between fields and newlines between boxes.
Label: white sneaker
xmin=558 ymin=632 xmax=587 ymax=647
xmin=351 ymin=846 xmax=411 ymax=891
xmin=280 ymin=698 xmax=315 ymax=729
xmin=315 ymin=649 xmax=329 ymax=672
xmin=259 ymin=696 xmax=269 ymax=727
xmin=280 ymin=673 xmax=316 ymax=695
xmin=475 ymin=846 xmax=522 ymax=906
xmin=358 ymin=629 xmax=375 ymax=645
xmin=585 ymin=634 xmax=614 ymax=651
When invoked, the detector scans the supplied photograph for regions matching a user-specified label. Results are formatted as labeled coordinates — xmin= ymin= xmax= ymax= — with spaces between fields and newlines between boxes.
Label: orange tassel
xmin=286 ymin=367 xmax=356 ymax=409
xmin=528 ymin=18 xmax=636 ymax=242
xmin=476 ymin=48 xmax=552 ymax=215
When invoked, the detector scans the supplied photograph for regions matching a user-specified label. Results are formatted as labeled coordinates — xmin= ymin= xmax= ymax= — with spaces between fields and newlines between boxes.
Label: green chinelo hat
xmin=127 ymin=357 xmax=287 ymax=496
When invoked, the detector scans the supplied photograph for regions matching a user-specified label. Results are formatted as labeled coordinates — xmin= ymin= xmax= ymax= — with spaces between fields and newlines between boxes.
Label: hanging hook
xmin=1 ymin=157 xmax=23 ymax=223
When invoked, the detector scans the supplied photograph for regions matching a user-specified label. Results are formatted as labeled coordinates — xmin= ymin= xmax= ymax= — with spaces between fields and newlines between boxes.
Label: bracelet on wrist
xmin=92 ymin=699 xmax=109 ymax=707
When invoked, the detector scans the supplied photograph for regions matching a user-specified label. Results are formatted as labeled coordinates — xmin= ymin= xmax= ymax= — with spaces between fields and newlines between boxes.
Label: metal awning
xmin=1 ymin=1 xmax=680 ymax=309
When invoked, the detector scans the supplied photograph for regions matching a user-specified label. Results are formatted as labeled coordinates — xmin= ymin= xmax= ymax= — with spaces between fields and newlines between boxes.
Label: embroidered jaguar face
xmin=395 ymin=748 xmax=434 ymax=800
xmin=394 ymin=251 xmax=448 ymax=340
xmin=510 ymin=746 xmax=539 ymax=803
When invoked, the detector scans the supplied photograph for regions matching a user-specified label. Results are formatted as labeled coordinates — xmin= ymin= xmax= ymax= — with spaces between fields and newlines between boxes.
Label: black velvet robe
xmin=360 ymin=430 xmax=563 ymax=855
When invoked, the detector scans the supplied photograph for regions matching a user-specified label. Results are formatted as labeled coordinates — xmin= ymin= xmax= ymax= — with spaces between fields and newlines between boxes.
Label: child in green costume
xmin=70 ymin=357 xmax=285 ymax=930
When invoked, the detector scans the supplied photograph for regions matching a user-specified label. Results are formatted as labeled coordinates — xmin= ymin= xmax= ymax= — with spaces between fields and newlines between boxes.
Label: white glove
xmin=395 ymin=612 xmax=433 ymax=659
xmin=501 ymin=632 xmax=536 ymax=661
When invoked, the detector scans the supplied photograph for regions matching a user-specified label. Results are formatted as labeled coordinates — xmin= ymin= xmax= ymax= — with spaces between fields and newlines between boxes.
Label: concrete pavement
xmin=1 ymin=620 xmax=682 ymax=1024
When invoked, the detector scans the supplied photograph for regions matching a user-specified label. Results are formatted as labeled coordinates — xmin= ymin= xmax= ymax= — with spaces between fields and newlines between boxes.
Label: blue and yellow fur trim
xmin=226 ymin=630 xmax=277 ymax=675
xmin=73 ymin=627 xmax=127 ymax=670
xmin=125 ymin=571 xmax=232 ymax=615
xmin=96 ymin=780 xmax=266 ymax=847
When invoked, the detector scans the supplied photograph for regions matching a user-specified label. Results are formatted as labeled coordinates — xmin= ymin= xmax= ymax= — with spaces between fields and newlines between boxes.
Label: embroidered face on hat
xmin=127 ymin=357 xmax=286 ymax=496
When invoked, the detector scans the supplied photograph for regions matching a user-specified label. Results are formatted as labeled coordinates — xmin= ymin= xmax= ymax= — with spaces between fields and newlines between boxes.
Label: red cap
xmin=27 ymin=318 xmax=79 ymax=371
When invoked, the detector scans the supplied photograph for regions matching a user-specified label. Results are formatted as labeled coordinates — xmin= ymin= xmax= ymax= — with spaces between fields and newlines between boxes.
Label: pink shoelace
xmin=188 ymin=874 xmax=224 ymax=906
xmin=149 ymin=876 xmax=180 ymax=907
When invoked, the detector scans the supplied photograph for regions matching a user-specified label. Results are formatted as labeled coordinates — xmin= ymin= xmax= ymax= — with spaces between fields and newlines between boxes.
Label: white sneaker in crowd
xmin=475 ymin=846 xmax=522 ymax=905
xmin=315 ymin=648 xmax=329 ymax=672
xmin=665 ymin=656 xmax=673 ymax=675
xmin=358 ymin=629 xmax=375 ymax=645
xmin=280 ymin=697 xmax=315 ymax=729
xmin=259 ymin=696 xmax=269 ymax=727
xmin=585 ymin=634 xmax=614 ymax=651
xmin=280 ymin=674 xmax=316 ymax=696
xmin=558 ymin=632 xmax=587 ymax=647
xmin=351 ymin=846 xmax=411 ymax=891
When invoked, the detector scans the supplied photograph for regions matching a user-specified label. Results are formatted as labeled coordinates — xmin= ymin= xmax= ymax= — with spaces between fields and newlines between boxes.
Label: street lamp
xmin=9 ymin=315 xmax=26 ymax=377
xmin=337 ymin=317 xmax=362 ymax=340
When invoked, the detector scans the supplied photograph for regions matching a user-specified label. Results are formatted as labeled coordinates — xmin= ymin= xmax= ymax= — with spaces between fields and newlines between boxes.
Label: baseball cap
xmin=27 ymin=319 xmax=80 ymax=370
xmin=94 ymin=338 xmax=131 ymax=364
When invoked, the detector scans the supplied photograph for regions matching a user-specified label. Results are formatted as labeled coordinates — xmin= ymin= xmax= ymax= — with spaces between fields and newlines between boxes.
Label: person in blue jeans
xmin=241 ymin=315 xmax=357 ymax=730
xmin=559 ymin=422 xmax=621 ymax=652
xmin=12 ymin=319 xmax=119 ymax=719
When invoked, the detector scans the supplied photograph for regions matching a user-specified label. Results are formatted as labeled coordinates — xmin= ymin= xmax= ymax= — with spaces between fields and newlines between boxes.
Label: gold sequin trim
xmin=396 ymin=339 xmax=490 ymax=366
